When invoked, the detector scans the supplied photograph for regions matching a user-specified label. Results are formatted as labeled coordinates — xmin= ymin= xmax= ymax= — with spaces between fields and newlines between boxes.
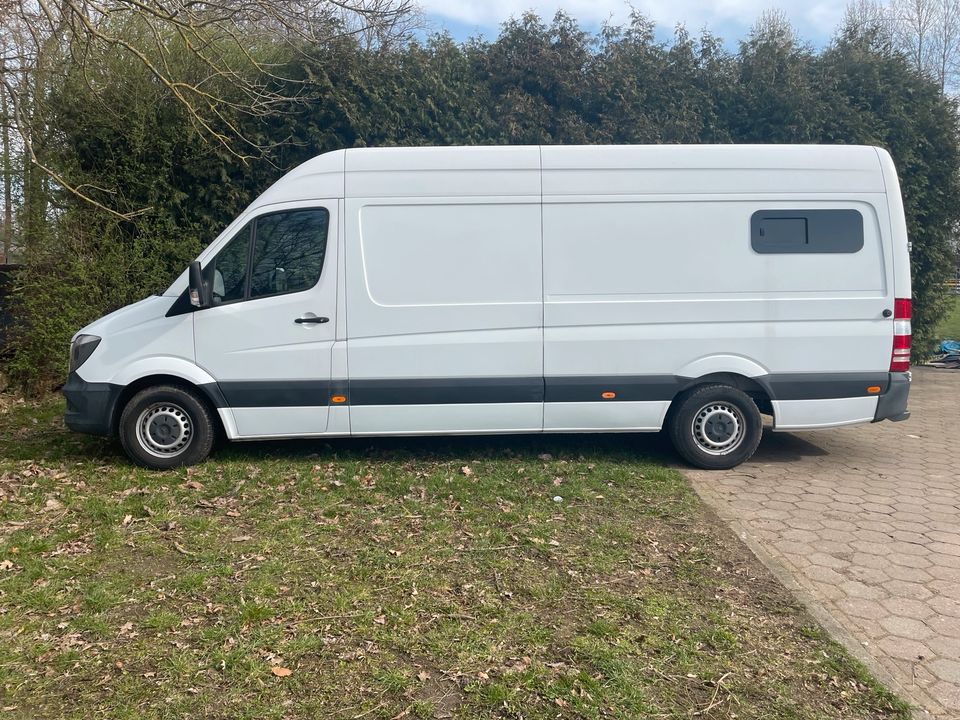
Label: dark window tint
xmin=250 ymin=209 xmax=329 ymax=299
xmin=210 ymin=223 xmax=251 ymax=303
xmin=751 ymin=210 xmax=864 ymax=254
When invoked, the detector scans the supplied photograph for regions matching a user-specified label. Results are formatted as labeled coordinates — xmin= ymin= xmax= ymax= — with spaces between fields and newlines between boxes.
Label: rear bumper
xmin=873 ymin=371 xmax=911 ymax=423
xmin=62 ymin=372 xmax=122 ymax=436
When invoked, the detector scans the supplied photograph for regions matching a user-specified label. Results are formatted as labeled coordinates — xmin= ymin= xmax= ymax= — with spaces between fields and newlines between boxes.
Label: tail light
xmin=890 ymin=298 xmax=912 ymax=372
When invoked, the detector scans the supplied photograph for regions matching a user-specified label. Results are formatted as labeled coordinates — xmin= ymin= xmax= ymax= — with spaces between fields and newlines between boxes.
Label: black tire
xmin=118 ymin=384 xmax=215 ymax=469
xmin=667 ymin=384 xmax=762 ymax=470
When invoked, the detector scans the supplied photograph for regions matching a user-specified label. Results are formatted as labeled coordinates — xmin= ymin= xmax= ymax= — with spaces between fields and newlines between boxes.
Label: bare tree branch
xmin=0 ymin=0 xmax=420 ymax=215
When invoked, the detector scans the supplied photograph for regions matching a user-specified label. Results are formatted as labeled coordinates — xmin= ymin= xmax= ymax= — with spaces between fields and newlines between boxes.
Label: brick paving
xmin=686 ymin=367 xmax=960 ymax=719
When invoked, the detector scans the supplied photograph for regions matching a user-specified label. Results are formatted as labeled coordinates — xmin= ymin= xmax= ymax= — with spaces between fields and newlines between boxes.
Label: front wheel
xmin=119 ymin=385 xmax=215 ymax=469
xmin=667 ymin=384 xmax=762 ymax=470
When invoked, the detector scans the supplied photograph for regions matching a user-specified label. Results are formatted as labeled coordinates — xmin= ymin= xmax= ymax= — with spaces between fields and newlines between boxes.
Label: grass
xmin=936 ymin=295 xmax=960 ymax=343
xmin=0 ymin=395 xmax=911 ymax=719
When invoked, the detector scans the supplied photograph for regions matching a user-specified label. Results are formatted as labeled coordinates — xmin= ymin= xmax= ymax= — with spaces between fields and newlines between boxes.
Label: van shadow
xmin=229 ymin=428 xmax=829 ymax=468
xmin=213 ymin=430 xmax=681 ymax=467
xmin=85 ymin=428 xmax=828 ymax=470
xmin=748 ymin=427 xmax=830 ymax=463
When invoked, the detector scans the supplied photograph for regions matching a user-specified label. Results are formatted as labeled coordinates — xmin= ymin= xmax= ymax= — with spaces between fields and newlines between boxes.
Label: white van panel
xmin=773 ymin=397 xmax=879 ymax=430
xmin=543 ymin=196 xmax=893 ymax=395
xmin=70 ymin=296 xmax=197 ymax=385
xmin=347 ymin=198 xmax=542 ymax=337
xmin=543 ymin=401 xmax=669 ymax=431
xmin=349 ymin=403 xmax=543 ymax=434
xmin=544 ymin=320 xmax=892 ymax=377
xmin=256 ymin=150 xmax=345 ymax=205
xmin=347 ymin=328 xmax=541 ymax=379
xmin=359 ymin=203 xmax=541 ymax=306
xmin=875 ymin=148 xmax=913 ymax=299
xmin=109 ymin=354 xmax=217 ymax=389
xmin=328 ymin=405 xmax=351 ymax=434
xmin=346 ymin=146 xmax=540 ymax=198
xmin=217 ymin=408 xmax=240 ymax=440
xmin=345 ymin=194 xmax=544 ymax=433
xmin=233 ymin=407 xmax=332 ymax=437
xmin=542 ymin=145 xmax=885 ymax=195
xmin=543 ymin=199 xmax=886 ymax=296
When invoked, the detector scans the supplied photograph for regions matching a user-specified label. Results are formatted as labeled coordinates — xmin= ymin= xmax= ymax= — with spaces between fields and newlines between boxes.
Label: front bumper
xmin=62 ymin=371 xmax=122 ymax=436
xmin=873 ymin=371 xmax=911 ymax=423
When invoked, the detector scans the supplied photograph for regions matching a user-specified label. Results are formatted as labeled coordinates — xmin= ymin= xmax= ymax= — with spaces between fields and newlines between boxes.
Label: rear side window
xmin=751 ymin=209 xmax=864 ymax=254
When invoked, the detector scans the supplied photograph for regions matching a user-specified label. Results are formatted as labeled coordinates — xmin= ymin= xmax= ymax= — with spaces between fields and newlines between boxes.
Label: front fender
xmin=108 ymin=356 xmax=219 ymax=388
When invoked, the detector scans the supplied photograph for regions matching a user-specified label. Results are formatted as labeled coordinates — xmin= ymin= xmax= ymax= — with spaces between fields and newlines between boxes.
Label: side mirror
xmin=187 ymin=261 xmax=209 ymax=309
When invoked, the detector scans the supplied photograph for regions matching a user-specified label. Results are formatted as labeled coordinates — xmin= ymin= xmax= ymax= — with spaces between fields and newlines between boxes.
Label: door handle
xmin=294 ymin=316 xmax=329 ymax=324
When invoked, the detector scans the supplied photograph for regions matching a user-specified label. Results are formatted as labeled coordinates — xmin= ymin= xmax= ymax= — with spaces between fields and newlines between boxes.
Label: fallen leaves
xmin=49 ymin=540 xmax=91 ymax=557
xmin=270 ymin=666 xmax=293 ymax=677
xmin=12 ymin=463 xmax=69 ymax=481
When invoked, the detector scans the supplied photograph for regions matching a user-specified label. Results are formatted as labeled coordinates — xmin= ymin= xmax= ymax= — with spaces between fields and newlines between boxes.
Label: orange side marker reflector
xmin=601 ymin=392 xmax=616 ymax=399
xmin=867 ymin=386 xmax=881 ymax=394
xmin=331 ymin=395 xmax=347 ymax=404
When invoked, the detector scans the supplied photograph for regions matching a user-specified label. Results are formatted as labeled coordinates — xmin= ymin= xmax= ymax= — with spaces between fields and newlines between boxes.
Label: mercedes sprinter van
xmin=63 ymin=145 xmax=912 ymax=470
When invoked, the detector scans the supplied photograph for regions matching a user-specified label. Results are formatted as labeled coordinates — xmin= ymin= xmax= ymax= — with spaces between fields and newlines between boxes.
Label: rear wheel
xmin=119 ymin=385 xmax=215 ymax=469
xmin=668 ymin=384 xmax=762 ymax=470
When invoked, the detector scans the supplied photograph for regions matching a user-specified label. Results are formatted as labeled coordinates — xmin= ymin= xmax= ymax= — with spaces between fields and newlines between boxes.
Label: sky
xmin=419 ymin=0 xmax=846 ymax=48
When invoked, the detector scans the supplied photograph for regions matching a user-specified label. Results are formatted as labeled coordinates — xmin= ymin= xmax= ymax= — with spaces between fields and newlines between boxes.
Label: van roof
xmin=343 ymin=144 xmax=882 ymax=169
xmin=254 ymin=145 xmax=888 ymax=204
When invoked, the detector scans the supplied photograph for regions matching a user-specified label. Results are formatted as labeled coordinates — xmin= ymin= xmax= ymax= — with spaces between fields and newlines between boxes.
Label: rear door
xmin=194 ymin=201 xmax=338 ymax=437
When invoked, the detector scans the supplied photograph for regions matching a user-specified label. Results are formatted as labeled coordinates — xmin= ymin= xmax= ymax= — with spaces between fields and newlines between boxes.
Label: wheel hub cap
xmin=692 ymin=403 xmax=745 ymax=456
xmin=136 ymin=404 xmax=193 ymax=458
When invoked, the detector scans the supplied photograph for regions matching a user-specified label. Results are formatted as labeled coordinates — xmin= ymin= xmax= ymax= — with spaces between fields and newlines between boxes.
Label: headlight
xmin=69 ymin=334 xmax=101 ymax=373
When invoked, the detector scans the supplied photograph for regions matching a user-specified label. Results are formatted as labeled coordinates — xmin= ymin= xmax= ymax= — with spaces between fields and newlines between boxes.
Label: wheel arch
xmin=670 ymin=372 xmax=774 ymax=420
xmin=110 ymin=374 xmax=226 ymax=437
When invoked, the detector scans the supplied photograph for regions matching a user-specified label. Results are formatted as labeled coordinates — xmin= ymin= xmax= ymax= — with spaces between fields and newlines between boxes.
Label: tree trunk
xmin=1 ymin=84 xmax=12 ymax=264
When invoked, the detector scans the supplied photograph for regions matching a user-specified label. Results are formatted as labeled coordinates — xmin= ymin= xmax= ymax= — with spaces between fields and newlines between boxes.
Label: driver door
xmin=194 ymin=201 xmax=338 ymax=437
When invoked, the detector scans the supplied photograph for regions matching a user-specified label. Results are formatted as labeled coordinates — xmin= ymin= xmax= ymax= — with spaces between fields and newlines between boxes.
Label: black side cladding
xmin=873 ymin=372 xmax=911 ymax=422
xmin=63 ymin=371 xmax=909 ymax=437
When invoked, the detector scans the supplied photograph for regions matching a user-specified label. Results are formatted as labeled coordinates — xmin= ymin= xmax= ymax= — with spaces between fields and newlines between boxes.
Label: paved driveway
xmin=686 ymin=367 xmax=960 ymax=719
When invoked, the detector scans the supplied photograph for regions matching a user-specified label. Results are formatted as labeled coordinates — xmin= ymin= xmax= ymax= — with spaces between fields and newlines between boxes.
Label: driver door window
xmin=206 ymin=208 xmax=329 ymax=304
xmin=209 ymin=224 xmax=250 ymax=304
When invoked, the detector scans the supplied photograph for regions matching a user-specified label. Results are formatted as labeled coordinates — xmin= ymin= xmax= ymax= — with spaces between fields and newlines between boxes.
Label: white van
xmin=63 ymin=145 xmax=913 ymax=470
